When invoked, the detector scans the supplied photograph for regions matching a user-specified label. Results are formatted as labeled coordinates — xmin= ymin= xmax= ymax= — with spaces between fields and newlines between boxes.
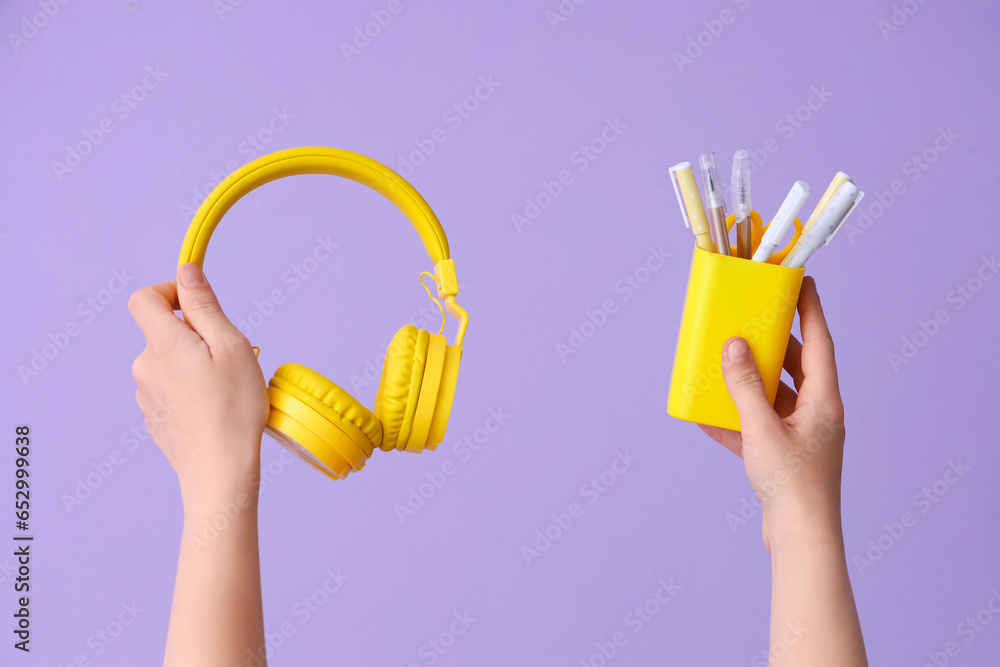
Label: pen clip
xmin=668 ymin=165 xmax=691 ymax=229
xmin=824 ymin=189 xmax=865 ymax=245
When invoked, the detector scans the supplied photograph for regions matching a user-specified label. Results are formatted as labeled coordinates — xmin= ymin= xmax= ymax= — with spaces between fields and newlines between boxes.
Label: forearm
xmin=767 ymin=519 xmax=867 ymax=667
xmin=165 ymin=477 xmax=265 ymax=667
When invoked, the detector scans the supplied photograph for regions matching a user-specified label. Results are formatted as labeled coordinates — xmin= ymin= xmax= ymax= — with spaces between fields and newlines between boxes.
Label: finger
xmin=720 ymin=337 xmax=785 ymax=435
xmin=783 ymin=334 xmax=804 ymax=391
xmin=697 ymin=423 xmax=744 ymax=459
xmin=774 ymin=381 xmax=797 ymax=419
xmin=176 ymin=263 xmax=238 ymax=350
xmin=796 ymin=277 xmax=842 ymax=410
xmin=128 ymin=281 xmax=188 ymax=340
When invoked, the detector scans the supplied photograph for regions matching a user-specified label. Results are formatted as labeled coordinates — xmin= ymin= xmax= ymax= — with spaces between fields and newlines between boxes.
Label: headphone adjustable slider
xmin=434 ymin=260 xmax=459 ymax=298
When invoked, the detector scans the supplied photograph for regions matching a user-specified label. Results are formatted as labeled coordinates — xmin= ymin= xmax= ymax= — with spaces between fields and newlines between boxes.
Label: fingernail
xmin=727 ymin=338 xmax=748 ymax=363
xmin=179 ymin=263 xmax=205 ymax=287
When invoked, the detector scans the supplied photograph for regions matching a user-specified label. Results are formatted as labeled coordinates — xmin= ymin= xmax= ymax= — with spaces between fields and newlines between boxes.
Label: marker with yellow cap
xmin=669 ymin=161 xmax=717 ymax=253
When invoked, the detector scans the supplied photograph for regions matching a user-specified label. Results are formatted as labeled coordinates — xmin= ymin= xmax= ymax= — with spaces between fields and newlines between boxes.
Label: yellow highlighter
xmin=669 ymin=161 xmax=717 ymax=253
xmin=800 ymin=172 xmax=851 ymax=238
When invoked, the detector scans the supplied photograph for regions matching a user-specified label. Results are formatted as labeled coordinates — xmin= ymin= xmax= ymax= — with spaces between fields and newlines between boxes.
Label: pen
xmin=752 ymin=181 xmax=811 ymax=262
xmin=788 ymin=171 xmax=852 ymax=253
xmin=669 ymin=161 xmax=717 ymax=253
xmin=781 ymin=182 xmax=864 ymax=268
xmin=698 ymin=152 xmax=731 ymax=256
xmin=731 ymin=150 xmax=753 ymax=259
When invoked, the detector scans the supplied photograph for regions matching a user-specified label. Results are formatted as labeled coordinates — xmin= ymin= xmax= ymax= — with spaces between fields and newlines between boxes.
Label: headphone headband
xmin=179 ymin=146 xmax=450 ymax=266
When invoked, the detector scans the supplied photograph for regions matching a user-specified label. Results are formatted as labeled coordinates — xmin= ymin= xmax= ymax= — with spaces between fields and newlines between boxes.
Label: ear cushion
xmin=374 ymin=325 xmax=429 ymax=452
xmin=271 ymin=363 xmax=382 ymax=452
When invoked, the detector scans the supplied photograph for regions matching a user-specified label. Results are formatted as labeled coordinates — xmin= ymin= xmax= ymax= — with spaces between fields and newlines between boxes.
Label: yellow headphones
xmin=178 ymin=147 xmax=468 ymax=480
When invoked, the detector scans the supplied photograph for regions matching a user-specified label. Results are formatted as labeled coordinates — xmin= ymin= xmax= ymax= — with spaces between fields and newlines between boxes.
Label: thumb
xmin=720 ymin=337 xmax=783 ymax=433
xmin=177 ymin=262 xmax=236 ymax=347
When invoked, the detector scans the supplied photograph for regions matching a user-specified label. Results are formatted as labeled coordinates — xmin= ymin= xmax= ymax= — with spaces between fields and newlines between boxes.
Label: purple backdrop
xmin=2 ymin=0 xmax=999 ymax=665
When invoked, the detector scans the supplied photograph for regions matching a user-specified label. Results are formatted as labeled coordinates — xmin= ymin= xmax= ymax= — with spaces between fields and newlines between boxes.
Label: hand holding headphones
xmin=179 ymin=147 xmax=468 ymax=480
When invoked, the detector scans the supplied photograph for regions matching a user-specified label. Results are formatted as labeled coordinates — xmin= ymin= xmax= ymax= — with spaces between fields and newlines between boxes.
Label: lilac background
xmin=2 ymin=0 xmax=999 ymax=665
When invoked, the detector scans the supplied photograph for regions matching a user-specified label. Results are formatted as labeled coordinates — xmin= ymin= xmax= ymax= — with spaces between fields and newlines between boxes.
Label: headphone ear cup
xmin=267 ymin=363 xmax=382 ymax=479
xmin=374 ymin=325 xmax=429 ymax=452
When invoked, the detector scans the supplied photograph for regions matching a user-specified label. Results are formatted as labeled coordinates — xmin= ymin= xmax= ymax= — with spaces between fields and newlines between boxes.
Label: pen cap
xmin=731 ymin=150 xmax=752 ymax=217
xmin=697 ymin=152 xmax=726 ymax=211
xmin=668 ymin=162 xmax=693 ymax=228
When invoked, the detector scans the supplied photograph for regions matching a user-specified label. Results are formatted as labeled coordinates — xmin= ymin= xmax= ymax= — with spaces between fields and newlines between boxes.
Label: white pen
xmin=781 ymin=182 xmax=865 ymax=268
xmin=752 ymin=181 xmax=811 ymax=262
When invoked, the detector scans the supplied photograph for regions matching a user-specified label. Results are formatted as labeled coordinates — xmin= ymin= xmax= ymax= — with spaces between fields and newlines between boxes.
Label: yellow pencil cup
xmin=667 ymin=211 xmax=805 ymax=431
